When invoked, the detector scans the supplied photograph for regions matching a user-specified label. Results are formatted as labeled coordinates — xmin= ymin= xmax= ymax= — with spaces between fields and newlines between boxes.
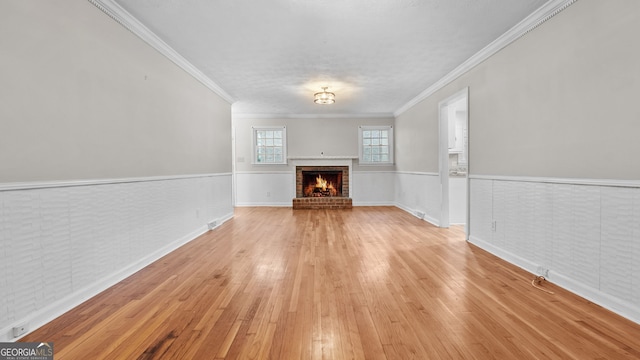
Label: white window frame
xmin=252 ymin=126 xmax=287 ymax=165
xmin=358 ymin=125 xmax=394 ymax=165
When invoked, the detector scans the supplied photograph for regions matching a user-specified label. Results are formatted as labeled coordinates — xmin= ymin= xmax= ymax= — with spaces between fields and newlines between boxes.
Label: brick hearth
xmin=293 ymin=165 xmax=352 ymax=209
xmin=292 ymin=197 xmax=352 ymax=209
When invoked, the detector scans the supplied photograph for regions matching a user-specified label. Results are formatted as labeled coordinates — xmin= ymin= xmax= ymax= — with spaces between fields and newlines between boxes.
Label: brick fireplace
xmin=292 ymin=162 xmax=353 ymax=209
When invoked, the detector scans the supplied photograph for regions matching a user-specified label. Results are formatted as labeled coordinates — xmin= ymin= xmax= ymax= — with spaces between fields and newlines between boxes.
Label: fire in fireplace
xmin=295 ymin=165 xmax=349 ymax=199
xmin=302 ymin=171 xmax=342 ymax=197
xmin=293 ymin=165 xmax=352 ymax=209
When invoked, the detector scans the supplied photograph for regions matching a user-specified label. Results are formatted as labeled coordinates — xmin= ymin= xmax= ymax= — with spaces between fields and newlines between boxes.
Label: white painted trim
xmin=87 ymin=0 xmax=234 ymax=104
xmin=290 ymin=159 xmax=353 ymax=167
xmin=394 ymin=203 xmax=440 ymax=227
xmin=438 ymin=87 xmax=469 ymax=229
xmin=468 ymin=235 xmax=540 ymax=275
xmin=234 ymin=171 xmax=292 ymax=175
xmin=547 ymin=271 xmax=640 ymax=326
xmin=288 ymin=156 xmax=358 ymax=160
xmin=0 ymin=173 xmax=232 ymax=192
xmin=394 ymin=0 xmax=577 ymax=117
xmin=251 ymin=126 xmax=287 ymax=165
xmin=236 ymin=202 xmax=399 ymax=207
xmin=395 ymin=171 xmax=439 ymax=176
xmin=353 ymin=201 xmax=395 ymax=207
xmin=422 ymin=213 xmax=440 ymax=227
xmin=233 ymin=113 xmax=394 ymax=120
xmin=235 ymin=203 xmax=292 ymax=207
xmin=1 ymin=212 xmax=234 ymax=342
xmin=358 ymin=125 xmax=394 ymax=165
xmin=468 ymin=235 xmax=640 ymax=326
xmin=352 ymin=171 xmax=397 ymax=175
xmin=469 ymin=174 xmax=640 ymax=188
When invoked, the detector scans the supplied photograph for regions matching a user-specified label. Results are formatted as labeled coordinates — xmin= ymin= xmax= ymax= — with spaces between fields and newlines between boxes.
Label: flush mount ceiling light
xmin=314 ymin=87 xmax=335 ymax=104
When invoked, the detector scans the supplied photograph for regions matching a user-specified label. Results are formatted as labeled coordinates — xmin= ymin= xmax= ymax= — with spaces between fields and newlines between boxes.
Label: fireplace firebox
xmin=293 ymin=165 xmax=352 ymax=209
xmin=302 ymin=171 xmax=342 ymax=197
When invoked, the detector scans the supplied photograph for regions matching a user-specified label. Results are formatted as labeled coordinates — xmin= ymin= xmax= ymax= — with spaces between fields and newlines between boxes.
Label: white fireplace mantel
xmin=289 ymin=156 xmax=356 ymax=168
xmin=288 ymin=156 xmax=358 ymax=160
xmin=289 ymin=157 xmax=355 ymax=199
xmin=289 ymin=157 xmax=355 ymax=168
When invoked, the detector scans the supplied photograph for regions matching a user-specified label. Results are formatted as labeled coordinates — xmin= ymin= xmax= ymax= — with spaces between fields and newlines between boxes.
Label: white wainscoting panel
xmin=532 ymin=182 xmax=554 ymax=274
xmin=634 ymin=190 xmax=640 ymax=306
xmin=469 ymin=176 xmax=640 ymax=324
xmin=600 ymin=187 xmax=634 ymax=303
xmin=569 ymin=185 xmax=601 ymax=291
xmin=448 ymin=177 xmax=467 ymax=225
xmin=469 ymin=178 xmax=493 ymax=243
xmin=352 ymin=171 xmax=395 ymax=206
xmin=234 ymin=172 xmax=293 ymax=206
xmin=235 ymin=171 xmax=395 ymax=207
xmin=0 ymin=174 xmax=233 ymax=342
xmin=394 ymin=172 xmax=440 ymax=226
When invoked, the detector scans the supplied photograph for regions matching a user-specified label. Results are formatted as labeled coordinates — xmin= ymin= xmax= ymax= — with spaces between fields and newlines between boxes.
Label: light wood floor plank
xmin=20 ymin=207 xmax=640 ymax=359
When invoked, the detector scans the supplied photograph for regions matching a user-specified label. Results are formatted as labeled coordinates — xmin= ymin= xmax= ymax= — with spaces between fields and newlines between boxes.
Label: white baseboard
xmin=468 ymin=235 xmax=540 ymax=274
xmin=468 ymin=235 xmax=640 ymax=325
xmin=353 ymin=201 xmax=395 ymax=207
xmin=395 ymin=203 xmax=440 ymax=227
xmin=422 ymin=214 xmax=440 ymax=227
xmin=1 ymin=212 xmax=233 ymax=343
xmin=547 ymin=270 xmax=640 ymax=325
xmin=234 ymin=202 xmax=292 ymax=207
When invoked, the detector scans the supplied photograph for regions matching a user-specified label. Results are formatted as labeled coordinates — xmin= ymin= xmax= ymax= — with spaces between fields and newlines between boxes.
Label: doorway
xmin=438 ymin=88 xmax=469 ymax=237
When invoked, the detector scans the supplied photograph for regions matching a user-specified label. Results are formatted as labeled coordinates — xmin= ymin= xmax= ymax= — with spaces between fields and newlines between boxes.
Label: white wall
xmin=394 ymin=172 xmax=440 ymax=225
xmin=449 ymin=177 xmax=466 ymax=224
xmin=352 ymin=171 xmax=395 ymax=206
xmin=467 ymin=0 xmax=640 ymax=179
xmin=234 ymin=170 xmax=395 ymax=207
xmin=470 ymin=177 xmax=640 ymax=323
xmin=0 ymin=1 xmax=234 ymax=340
xmin=393 ymin=0 xmax=640 ymax=324
xmin=0 ymin=175 xmax=233 ymax=342
xmin=235 ymin=171 xmax=293 ymax=206
xmin=0 ymin=1 xmax=232 ymax=182
xmin=233 ymin=116 xmax=395 ymax=206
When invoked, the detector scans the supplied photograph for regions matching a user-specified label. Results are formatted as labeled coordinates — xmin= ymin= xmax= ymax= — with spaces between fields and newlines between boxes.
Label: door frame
xmin=438 ymin=87 xmax=469 ymax=238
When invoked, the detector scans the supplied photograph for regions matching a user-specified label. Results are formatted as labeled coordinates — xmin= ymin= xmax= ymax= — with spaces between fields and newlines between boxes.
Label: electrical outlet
xmin=491 ymin=220 xmax=497 ymax=231
xmin=266 ymin=192 xmax=271 ymax=197
xmin=13 ymin=324 xmax=28 ymax=338
xmin=536 ymin=266 xmax=549 ymax=277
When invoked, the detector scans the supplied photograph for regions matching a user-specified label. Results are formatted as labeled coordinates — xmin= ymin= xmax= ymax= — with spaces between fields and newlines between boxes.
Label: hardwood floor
xmin=21 ymin=207 xmax=640 ymax=359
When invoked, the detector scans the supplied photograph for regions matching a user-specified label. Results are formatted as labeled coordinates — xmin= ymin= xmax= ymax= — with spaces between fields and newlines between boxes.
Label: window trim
xmin=358 ymin=125 xmax=394 ymax=165
xmin=252 ymin=126 xmax=287 ymax=165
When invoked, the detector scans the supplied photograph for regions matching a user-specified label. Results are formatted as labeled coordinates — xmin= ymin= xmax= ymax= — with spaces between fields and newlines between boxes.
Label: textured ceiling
xmin=113 ymin=0 xmax=548 ymax=117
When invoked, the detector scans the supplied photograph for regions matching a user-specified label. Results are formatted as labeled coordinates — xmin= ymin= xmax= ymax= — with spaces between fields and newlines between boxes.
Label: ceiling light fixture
xmin=314 ymin=87 xmax=335 ymax=104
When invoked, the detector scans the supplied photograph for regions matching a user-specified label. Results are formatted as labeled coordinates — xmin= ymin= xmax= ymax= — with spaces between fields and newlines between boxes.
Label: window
xmin=359 ymin=125 xmax=393 ymax=165
xmin=252 ymin=126 xmax=287 ymax=164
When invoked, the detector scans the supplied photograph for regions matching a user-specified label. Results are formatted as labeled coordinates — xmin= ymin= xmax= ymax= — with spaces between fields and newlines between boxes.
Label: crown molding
xmin=232 ymin=113 xmax=394 ymax=120
xmin=88 ymin=0 xmax=235 ymax=104
xmin=394 ymin=0 xmax=578 ymax=117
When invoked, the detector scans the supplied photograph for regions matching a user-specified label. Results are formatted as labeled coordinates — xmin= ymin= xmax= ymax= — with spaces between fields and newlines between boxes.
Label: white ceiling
xmin=113 ymin=0 xmax=548 ymax=117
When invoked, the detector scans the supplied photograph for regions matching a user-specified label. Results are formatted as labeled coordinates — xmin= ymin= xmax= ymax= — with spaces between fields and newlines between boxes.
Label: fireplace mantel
xmin=289 ymin=156 xmax=356 ymax=167
xmin=288 ymin=156 xmax=357 ymax=161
